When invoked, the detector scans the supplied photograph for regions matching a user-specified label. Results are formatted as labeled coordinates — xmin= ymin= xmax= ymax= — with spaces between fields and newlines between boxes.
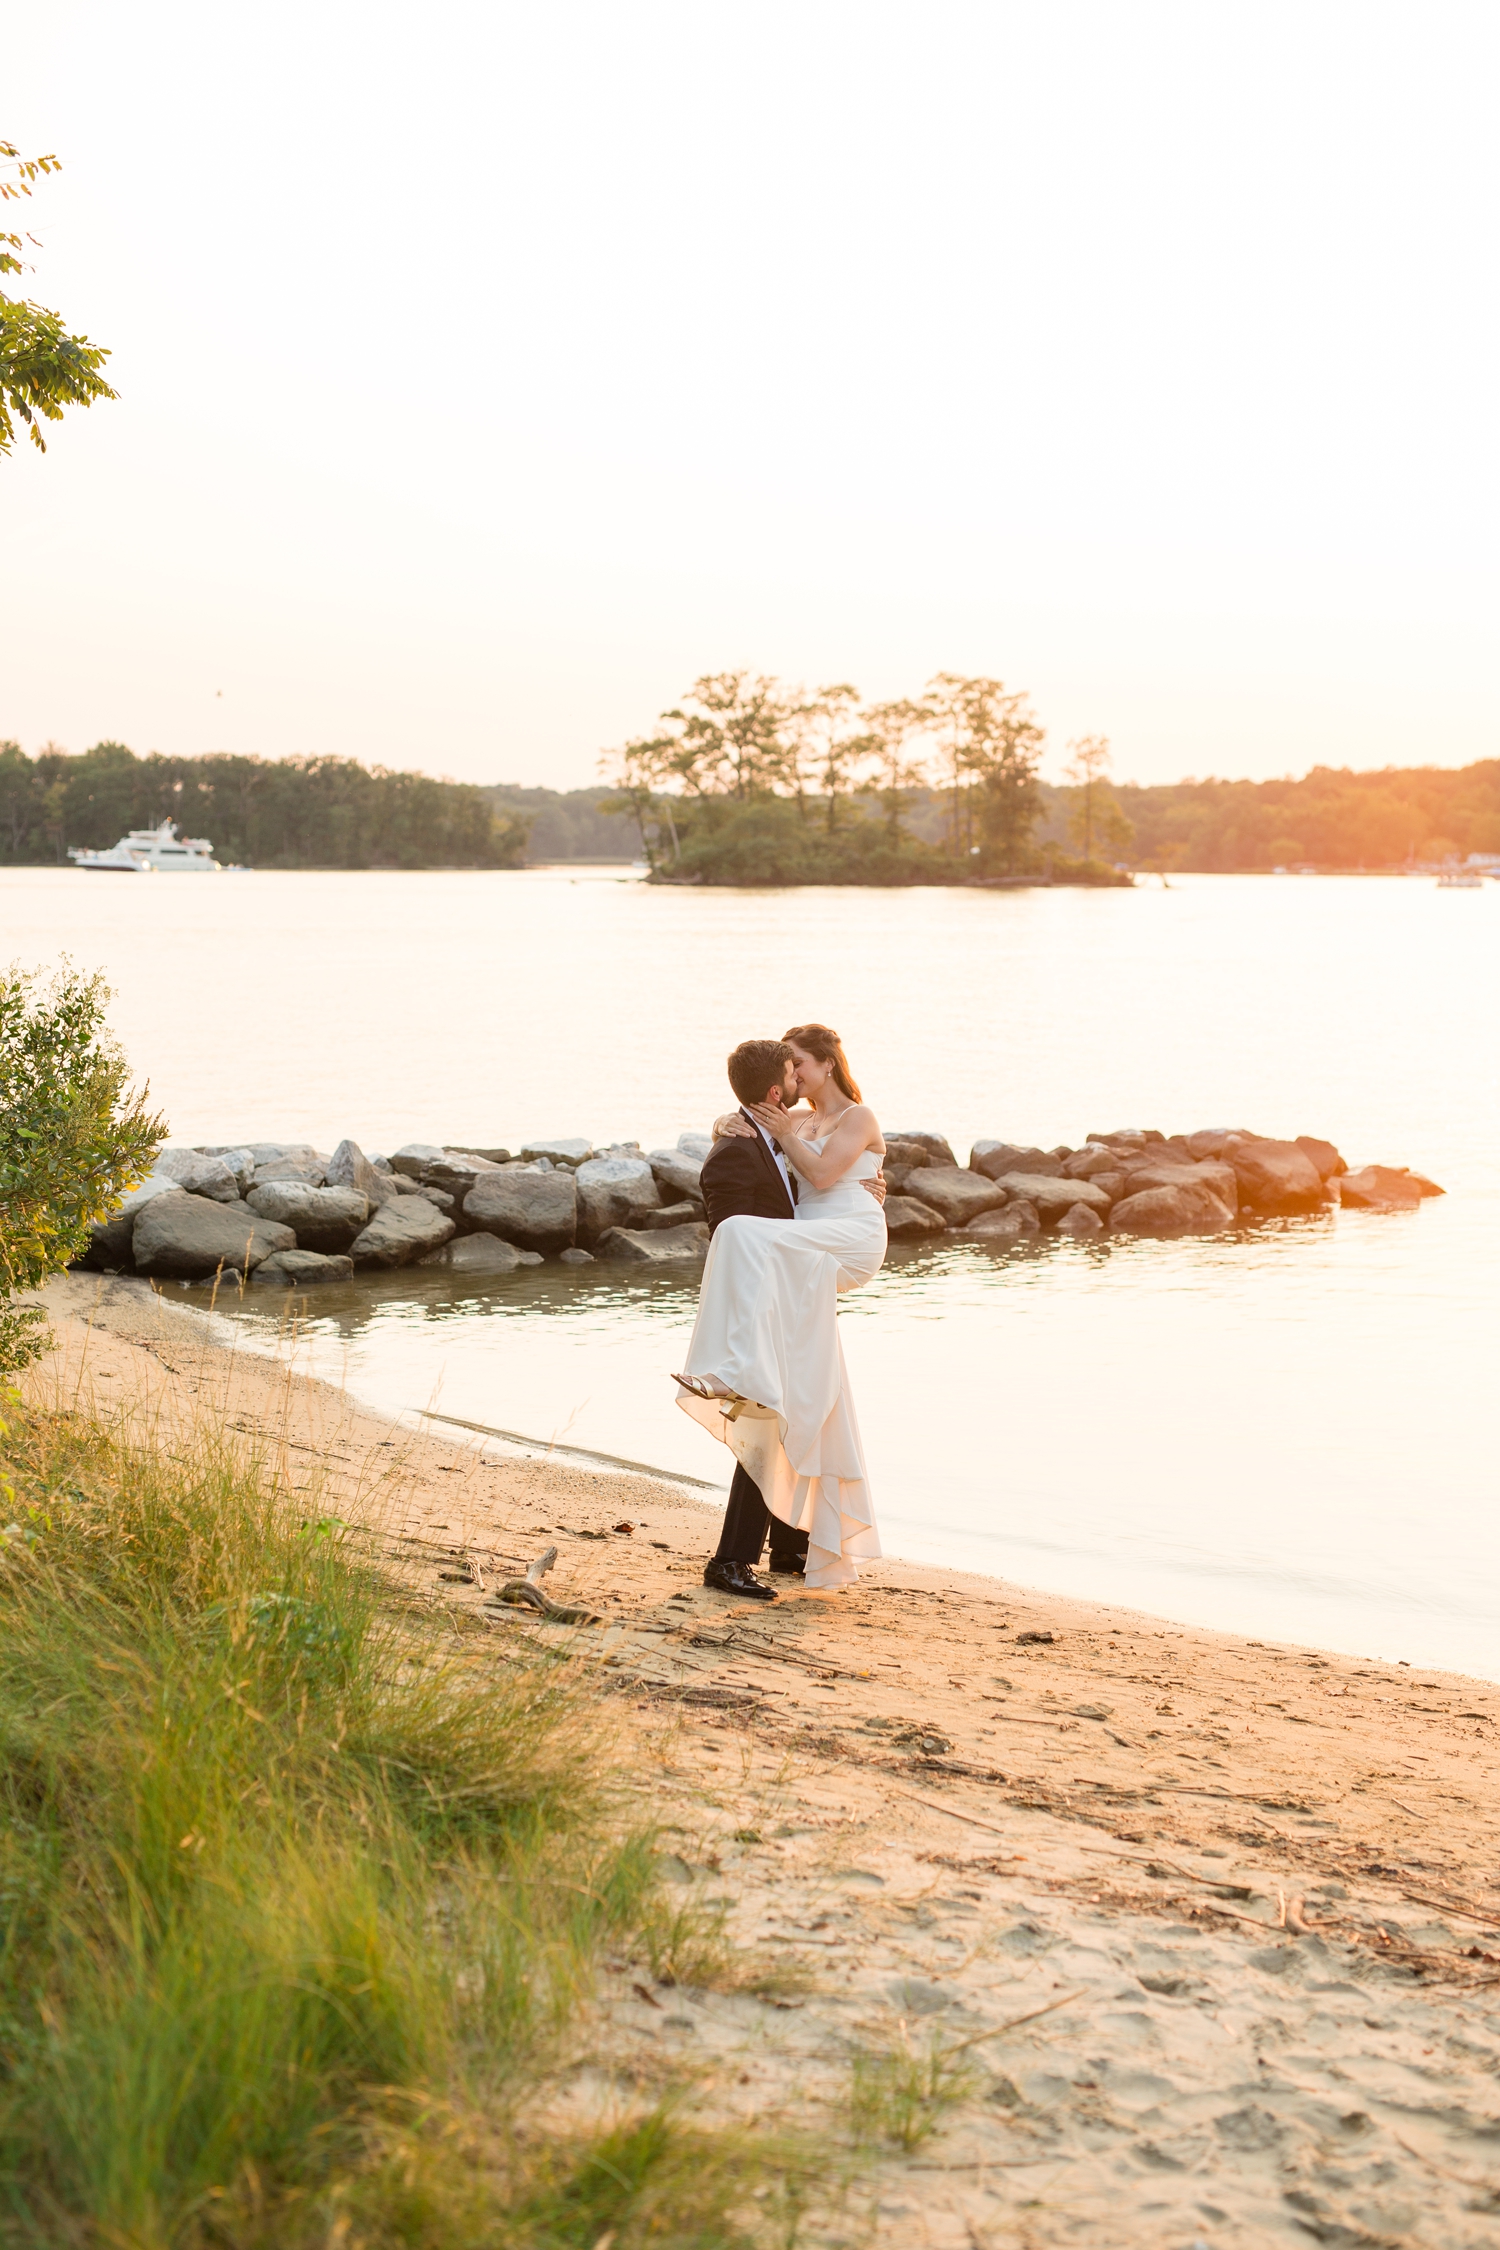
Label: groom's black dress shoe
xmin=767 ymin=1553 xmax=806 ymax=1577
xmin=703 ymin=1558 xmax=776 ymax=1601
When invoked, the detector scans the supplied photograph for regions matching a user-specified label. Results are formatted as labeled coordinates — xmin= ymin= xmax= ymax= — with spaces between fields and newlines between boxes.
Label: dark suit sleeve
xmin=700 ymin=1138 xmax=763 ymax=1236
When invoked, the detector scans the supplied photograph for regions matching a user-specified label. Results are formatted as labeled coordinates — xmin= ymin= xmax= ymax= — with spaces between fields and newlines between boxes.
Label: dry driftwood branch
xmin=488 ymin=1544 xmax=601 ymax=1625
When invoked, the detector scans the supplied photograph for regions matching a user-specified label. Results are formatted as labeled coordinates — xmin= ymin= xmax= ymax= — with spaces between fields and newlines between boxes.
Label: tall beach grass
xmin=0 ymin=1387 xmax=782 ymax=2247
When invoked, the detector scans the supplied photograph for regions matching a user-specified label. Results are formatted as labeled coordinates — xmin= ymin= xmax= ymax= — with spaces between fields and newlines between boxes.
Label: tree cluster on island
xmin=598 ymin=672 xmax=1132 ymax=886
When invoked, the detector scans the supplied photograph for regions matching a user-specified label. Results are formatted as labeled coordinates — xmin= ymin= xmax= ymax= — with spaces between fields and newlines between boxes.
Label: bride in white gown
xmin=675 ymin=1024 xmax=887 ymax=1591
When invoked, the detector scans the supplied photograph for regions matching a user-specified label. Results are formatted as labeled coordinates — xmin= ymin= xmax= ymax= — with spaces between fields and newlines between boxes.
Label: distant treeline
xmin=501 ymin=758 xmax=1500 ymax=875
xmin=485 ymin=782 xmax=631 ymax=860
xmin=0 ymin=742 xmax=531 ymax=869
xmin=1113 ymin=761 xmax=1500 ymax=872
xmin=11 ymin=734 xmax=1495 ymax=880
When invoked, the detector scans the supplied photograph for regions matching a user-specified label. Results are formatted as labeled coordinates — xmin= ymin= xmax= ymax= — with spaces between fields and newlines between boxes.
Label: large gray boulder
xmin=880 ymin=1138 xmax=935 ymax=1192
xmin=970 ymin=1141 xmax=1064 ymax=1181
xmin=133 ymin=1190 xmax=295 ymax=1277
xmin=1223 ymin=1136 xmax=1325 ymax=1215
xmin=1295 ymin=1135 xmax=1346 ymax=1181
xmin=883 ymin=1195 xmax=947 ymax=1241
xmin=253 ymin=1153 xmax=327 ymax=1186
xmin=409 ymin=1184 xmax=454 ymax=1213
xmin=646 ymin=1147 xmax=706 ymax=1204
xmin=1060 ymin=1144 xmax=1120 ymax=1180
xmin=80 ymin=1169 xmax=187 ymax=1269
xmin=155 ymin=1147 xmax=243 ymax=1203
xmin=596 ymin=1222 xmax=709 ymax=1263
xmin=1338 ymin=1164 xmax=1424 ymax=1210
xmin=463 ymin=1164 xmax=577 ymax=1253
xmin=960 ymin=1202 xmax=1040 ymax=1246
xmin=1056 ymin=1201 xmax=1105 ymax=1239
xmin=326 ymin=1137 xmax=380 ymax=1193
xmin=350 ymin=1197 xmax=455 ymax=1267
xmin=677 ymin=1132 xmax=713 ymax=1161
xmin=389 ymin=1142 xmax=447 ymax=1178
xmin=390 ymin=1145 xmax=504 ymax=1196
xmin=418 ymin=1233 xmax=541 ymax=1272
xmin=899 ymin=1166 xmax=1007 ymax=1226
xmin=1185 ymin=1128 xmax=1244 ymax=1160
xmin=886 ymin=1130 xmax=957 ymax=1169
xmin=1120 ymin=1157 xmax=1238 ymax=1215
xmin=238 ymin=1141 xmax=319 ymax=1168
xmin=249 ymin=1250 xmax=354 ymax=1287
xmin=1109 ymin=1179 xmax=1235 ymax=1235
xmin=576 ymin=1155 xmax=661 ymax=1244
xmin=632 ymin=1201 xmax=703 ymax=1231
xmin=519 ymin=1138 xmax=593 ymax=1169
xmin=994 ymin=1173 xmax=1111 ymax=1223
xmin=195 ymin=1145 xmax=256 ymax=1192
xmin=245 ymin=1180 xmax=370 ymax=1252
xmin=326 ymin=1139 xmax=402 ymax=1210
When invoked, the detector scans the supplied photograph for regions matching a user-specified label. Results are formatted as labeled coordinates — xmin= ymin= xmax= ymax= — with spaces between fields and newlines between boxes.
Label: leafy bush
xmin=0 ymin=963 xmax=163 ymax=1371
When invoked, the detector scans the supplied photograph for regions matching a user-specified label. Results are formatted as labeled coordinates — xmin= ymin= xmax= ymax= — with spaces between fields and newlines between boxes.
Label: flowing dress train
xmin=677 ymin=1138 xmax=887 ymax=1589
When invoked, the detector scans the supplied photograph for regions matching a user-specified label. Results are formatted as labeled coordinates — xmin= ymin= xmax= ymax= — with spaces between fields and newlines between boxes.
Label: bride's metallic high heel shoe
xmin=673 ymin=1372 xmax=729 ymax=1401
xmin=721 ymin=1394 xmax=774 ymax=1422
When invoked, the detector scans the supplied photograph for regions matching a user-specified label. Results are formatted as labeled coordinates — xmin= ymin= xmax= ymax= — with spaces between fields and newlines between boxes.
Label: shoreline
xmin=31 ymin=1273 xmax=1500 ymax=2242
xmin=32 ymin=1271 xmax=1500 ymax=2243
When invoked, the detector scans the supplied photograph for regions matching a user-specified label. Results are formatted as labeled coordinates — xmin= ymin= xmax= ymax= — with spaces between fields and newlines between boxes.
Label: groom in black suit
xmin=698 ymin=1037 xmax=885 ymax=1602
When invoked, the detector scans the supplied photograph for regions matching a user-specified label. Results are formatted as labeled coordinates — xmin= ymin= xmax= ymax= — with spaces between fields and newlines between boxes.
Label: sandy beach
xmin=31 ymin=1271 xmax=1500 ymax=2247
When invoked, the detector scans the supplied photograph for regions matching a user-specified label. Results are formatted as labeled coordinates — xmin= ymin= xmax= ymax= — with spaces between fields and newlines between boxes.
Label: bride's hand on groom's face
xmin=747 ymin=1100 xmax=792 ymax=1141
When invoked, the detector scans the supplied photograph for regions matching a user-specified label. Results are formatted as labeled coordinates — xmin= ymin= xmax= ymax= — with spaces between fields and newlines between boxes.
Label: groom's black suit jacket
xmin=699 ymin=1111 xmax=806 ymax=1567
xmin=700 ymin=1110 xmax=796 ymax=1233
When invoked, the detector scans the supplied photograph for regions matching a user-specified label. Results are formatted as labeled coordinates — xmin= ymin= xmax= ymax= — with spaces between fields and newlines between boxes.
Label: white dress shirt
xmin=745 ymin=1109 xmax=795 ymax=1205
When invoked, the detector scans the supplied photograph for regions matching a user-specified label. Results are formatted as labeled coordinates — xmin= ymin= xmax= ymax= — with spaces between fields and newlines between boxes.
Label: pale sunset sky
xmin=5 ymin=2 xmax=1496 ymax=790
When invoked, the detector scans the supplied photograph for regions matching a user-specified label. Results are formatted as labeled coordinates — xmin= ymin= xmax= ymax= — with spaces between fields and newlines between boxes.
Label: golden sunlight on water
xmin=6 ymin=865 xmax=1497 ymax=1673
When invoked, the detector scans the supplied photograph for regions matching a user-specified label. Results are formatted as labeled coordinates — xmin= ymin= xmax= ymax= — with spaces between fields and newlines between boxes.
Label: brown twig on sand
xmin=890 ymin=1787 xmax=1011 ymax=1838
xmin=941 ymin=1988 xmax=1089 ymax=2056
xmin=1393 ymin=2131 xmax=1500 ymax=2191
xmin=1397 ymin=1886 xmax=1500 ymax=1931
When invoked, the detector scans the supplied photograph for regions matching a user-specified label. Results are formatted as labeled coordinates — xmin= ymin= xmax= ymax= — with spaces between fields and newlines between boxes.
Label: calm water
xmin=6 ymin=865 xmax=1497 ymax=1675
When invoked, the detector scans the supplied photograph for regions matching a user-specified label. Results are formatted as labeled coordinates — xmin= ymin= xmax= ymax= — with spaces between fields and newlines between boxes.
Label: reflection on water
xmin=198 ymin=1189 xmax=1499 ymax=1681
xmin=8 ymin=863 xmax=1494 ymax=1673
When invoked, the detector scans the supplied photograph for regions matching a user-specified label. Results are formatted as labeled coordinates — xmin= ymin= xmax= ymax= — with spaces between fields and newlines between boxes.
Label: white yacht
xmin=69 ymin=820 xmax=221 ymax=873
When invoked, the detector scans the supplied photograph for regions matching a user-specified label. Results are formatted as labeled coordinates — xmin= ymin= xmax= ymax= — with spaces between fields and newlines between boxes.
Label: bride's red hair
xmin=782 ymin=1023 xmax=862 ymax=1103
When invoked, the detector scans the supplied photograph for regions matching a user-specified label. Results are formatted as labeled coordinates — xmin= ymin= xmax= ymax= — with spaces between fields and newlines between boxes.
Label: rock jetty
xmin=880 ymin=1126 xmax=1442 ymax=1246
xmin=78 ymin=1126 xmax=1441 ymax=1287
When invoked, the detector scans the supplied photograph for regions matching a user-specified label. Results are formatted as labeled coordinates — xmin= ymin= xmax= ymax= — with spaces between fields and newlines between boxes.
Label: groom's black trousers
xmin=700 ymin=1121 xmax=810 ymax=1572
xmin=715 ymin=1460 xmax=809 ymax=1568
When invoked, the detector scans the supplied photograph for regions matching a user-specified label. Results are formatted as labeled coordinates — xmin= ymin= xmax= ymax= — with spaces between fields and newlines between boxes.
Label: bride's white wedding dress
xmin=676 ymin=1130 xmax=887 ymax=1590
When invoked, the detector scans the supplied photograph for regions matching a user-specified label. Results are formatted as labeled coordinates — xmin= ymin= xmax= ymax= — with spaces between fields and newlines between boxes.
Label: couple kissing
xmin=673 ymin=1023 xmax=888 ymax=1600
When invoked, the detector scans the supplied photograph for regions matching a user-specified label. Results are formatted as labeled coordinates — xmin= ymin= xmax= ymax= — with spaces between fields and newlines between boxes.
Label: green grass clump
xmin=0 ymin=1396 xmax=731 ymax=2247
xmin=848 ymin=2024 xmax=981 ymax=2152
